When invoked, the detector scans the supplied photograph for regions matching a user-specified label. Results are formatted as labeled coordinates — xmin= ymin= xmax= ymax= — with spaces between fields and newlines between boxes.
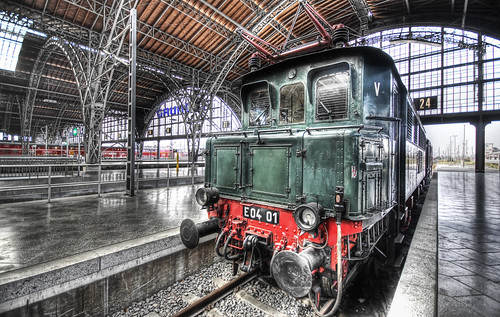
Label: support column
xmin=473 ymin=119 xmax=489 ymax=173
xmin=157 ymin=139 xmax=160 ymax=161
xmin=474 ymin=35 xmax=487 ymax=173
xmin=126 ymin=9 xmax=137 ymax=196
xmin=85 ymin=101 xmax=104 ymax=164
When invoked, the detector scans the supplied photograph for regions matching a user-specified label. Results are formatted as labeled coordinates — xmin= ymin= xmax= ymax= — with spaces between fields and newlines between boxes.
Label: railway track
xmin=172 ymin=270 xmax=311 ymax=317
xmin=172 ymin=272 xmax=257 ymax=317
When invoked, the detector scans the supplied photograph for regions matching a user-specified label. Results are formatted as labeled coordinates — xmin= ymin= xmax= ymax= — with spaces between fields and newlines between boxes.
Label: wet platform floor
xmin=0 ymin=170 xmax=499 ymax=316
xmin=0 ymin=184 xmax=207 ymax=274
xmin=438 ymin=171 xmax=500 ymax=316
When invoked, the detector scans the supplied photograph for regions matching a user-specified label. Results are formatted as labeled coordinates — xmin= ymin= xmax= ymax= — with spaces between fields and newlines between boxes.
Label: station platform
xmin=1 ymin=170 xmax=499 ymax=316
xmin=0 ymin=184 xmax=217 ymax=315
xmin=390 ymin=169 xmax=500 ymax=317
xmin=0 ymin=184 xmax=207 ymax=274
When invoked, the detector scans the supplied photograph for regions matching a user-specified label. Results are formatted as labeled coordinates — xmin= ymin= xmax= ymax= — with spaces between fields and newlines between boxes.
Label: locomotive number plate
xmin=243 ymin=206 xmax=279 ymax=225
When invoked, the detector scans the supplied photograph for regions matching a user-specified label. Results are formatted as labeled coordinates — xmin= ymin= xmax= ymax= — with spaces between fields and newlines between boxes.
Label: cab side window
xmin=316 ymin=71 xmax=349 ymax=121
xmin=249 ymin=88 xmax=271 ymax=127
xmin=280 ymin=83 xmax=305 ymax=124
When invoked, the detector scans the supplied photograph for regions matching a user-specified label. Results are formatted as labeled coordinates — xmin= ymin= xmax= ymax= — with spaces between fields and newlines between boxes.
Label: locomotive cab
xmin=180 ymin=46 xmax=430 ymax=310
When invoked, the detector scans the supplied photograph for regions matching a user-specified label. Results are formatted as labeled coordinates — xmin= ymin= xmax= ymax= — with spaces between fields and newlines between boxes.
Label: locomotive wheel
xmin=321 ymin=275 xmax=336 ymax=298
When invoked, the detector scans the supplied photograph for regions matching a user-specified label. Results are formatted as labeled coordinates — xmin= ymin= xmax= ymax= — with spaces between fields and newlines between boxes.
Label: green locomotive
xmin=181 ymin=45 xmax=432 ymax=313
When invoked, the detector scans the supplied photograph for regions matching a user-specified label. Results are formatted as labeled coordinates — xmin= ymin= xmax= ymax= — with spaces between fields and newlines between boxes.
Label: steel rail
xmin=172 ymin=272 xmax=257 ymax=317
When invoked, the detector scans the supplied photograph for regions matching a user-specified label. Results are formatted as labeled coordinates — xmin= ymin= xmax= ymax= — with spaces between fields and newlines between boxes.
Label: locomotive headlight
xmin=294 ymin=203 xmax=324 ymax=232
xmin=195 ymin=187 xmax=219 ymax=207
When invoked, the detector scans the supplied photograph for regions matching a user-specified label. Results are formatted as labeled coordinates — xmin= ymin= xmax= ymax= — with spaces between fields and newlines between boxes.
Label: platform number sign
xmin=414 ymin=96 xmax=438 ymax=110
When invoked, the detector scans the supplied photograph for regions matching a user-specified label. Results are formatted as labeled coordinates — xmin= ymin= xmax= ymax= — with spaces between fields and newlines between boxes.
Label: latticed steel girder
xmin=22 ymin=36 xmax=87 ymax=155
xmin=4 ymin=0 xmax=210 ymax=83
xmin=1 ymin=1 xmax=94 ymax=45
xmin=15 ymin=0 xmax=133 ymax=162
xmin=13 ymin=0 xmax=305 ymax=163
xmin=1 ymin=96 xmax=15 ymax=133
xmin=192 ymin=0 xmax=297 ymax=131
xmin=172 ymin=0 xmax=299 ymax=162
xmin=82 ymin=0 xmax=133 ymax=164
xmin=347 ymin=0 xmax=372 ymax=35
xmin=0 ymin=68 xmax=30 ymax=81
xmin=62 ymin=0 xmax=247 ymax=80
xmin=49 ymin=103 xmax=71 ymax=141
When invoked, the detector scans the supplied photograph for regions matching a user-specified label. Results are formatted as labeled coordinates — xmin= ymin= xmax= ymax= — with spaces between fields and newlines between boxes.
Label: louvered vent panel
xmin=316 ymin=75 xmax=348 ymax=120
xmin=407 ymin=108 xmax=413 ymax=141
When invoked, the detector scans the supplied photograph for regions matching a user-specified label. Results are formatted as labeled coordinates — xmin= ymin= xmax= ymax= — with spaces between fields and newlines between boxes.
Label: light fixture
xmin=195 ymin=187 xmax=219 ymax=207
xmin=293 ymin=202 xmax=324 ymax=232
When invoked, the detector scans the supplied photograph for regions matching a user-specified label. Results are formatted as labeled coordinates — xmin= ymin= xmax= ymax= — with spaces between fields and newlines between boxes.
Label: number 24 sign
xmin=414 ymin=96 xmax=438 ymax=110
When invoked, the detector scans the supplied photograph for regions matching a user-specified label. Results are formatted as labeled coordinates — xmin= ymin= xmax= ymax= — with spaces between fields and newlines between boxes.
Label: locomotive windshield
xmin=315 ymin=70 xmax=349 ymax=121
xmin=249 ymin=88 xmax=271 ymax=127
xmin=279 ymin=83 xmax=305 ymax=124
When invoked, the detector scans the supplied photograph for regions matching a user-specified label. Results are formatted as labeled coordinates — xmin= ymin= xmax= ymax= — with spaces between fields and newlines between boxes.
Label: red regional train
xmin=0 ymin=142 xmax=174 ymax=159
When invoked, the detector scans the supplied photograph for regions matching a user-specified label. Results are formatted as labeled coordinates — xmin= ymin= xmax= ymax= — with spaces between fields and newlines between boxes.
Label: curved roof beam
xmin=61 ymin=0 xmax=245 ymax=75
xmin=404 ymin=0 xmax=411 ymax=15
xmin=5 ymin=1 xmax=227 ymax=85
xmin=348 ymin=0 xmax=373 ymax=36
xmin=462 ymin=0 xmax=469 ymax=29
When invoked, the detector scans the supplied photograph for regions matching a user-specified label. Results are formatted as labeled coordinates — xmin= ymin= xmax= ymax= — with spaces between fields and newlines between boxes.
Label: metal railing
xmin=0 ymin=161 xmax=205 ymax=202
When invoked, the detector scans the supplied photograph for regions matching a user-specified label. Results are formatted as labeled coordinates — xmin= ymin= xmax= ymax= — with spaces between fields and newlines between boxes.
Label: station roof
xmin=1 ymin=0 xmax=499 ymax=136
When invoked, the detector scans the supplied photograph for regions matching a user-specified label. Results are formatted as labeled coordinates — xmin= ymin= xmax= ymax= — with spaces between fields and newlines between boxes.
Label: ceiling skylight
xmin=0 ymin=12 xmax=32 ymax=71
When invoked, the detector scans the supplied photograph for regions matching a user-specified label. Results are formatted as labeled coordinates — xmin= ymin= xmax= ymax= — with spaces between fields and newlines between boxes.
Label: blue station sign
xmin=156 ymin=105 xmax=189 ymax=118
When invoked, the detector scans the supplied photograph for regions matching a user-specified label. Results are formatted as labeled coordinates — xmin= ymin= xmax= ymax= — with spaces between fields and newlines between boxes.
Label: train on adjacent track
xmin=0 ymin=142 xmax=179 ymax=160
xmin=180 ymin=44 xmax=432 ymax=315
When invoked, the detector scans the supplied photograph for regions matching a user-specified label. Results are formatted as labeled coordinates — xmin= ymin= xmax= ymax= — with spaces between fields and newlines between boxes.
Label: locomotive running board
xmin=344 ymin=216 xmax=388 ymax=261
xmin=394 ymin=232 xmax=405 ymax=244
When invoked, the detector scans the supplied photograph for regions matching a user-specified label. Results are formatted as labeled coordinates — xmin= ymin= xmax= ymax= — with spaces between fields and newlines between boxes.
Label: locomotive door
xmin=359 ymin=135 xmax=385 ymax=212
xmin=213 ymin=144 xmax=240 ymax=193
xmin=248 ymin=145 xmax=292 ymax=201
xmin=301 ymin=131 xmax=344 ymax=209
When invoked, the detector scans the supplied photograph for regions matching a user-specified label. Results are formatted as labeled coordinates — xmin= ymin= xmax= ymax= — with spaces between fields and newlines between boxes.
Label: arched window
xmin=353 ymin=26 xmax=500 ymax=114
xmin=142 ymin=91 xmax=241 ymax=157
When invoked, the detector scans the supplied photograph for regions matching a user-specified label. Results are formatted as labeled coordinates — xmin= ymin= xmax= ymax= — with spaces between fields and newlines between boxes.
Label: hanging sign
xmin=414 ymin=96 xmax=438 ymax=110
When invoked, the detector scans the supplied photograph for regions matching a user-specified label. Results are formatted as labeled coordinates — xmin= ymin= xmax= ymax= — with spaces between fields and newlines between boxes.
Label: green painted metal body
xmin=204 ymin=46 xmax=426 ymax=220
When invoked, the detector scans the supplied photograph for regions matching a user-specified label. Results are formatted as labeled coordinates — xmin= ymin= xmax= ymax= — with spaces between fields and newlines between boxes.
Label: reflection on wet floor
xmin=91 ymin=167 xmax=204 ymax=182
xmin=437 ymin=172 xmax=500 ymax=316
xmin=0 ymin=184 xmax=208 ymax=274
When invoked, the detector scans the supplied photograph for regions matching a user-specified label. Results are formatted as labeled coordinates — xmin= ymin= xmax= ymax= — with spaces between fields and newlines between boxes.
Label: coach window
xmin=280 ymin=83 xmax=305 ymax=124
xmin=249 ymin=88 xmax=271 ymax=127
xmin=315 ymin=70 xmax=349 ymax=121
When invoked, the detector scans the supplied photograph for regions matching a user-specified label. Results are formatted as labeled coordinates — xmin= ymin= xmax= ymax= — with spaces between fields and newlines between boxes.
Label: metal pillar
xmin=474 ymin=35 xmax=487 ymax=173
xmin=2 ymin=97 xmax=13 ymax=132
xmin=83 ymin=0 xmax=131 ymax=164
xmin=126 ymin=9 xmax=137 ymax=196
xmin=156 ymin=139 xmax=160 ymax=161
xmin=473 ymin=120 xmax=489 ymax=173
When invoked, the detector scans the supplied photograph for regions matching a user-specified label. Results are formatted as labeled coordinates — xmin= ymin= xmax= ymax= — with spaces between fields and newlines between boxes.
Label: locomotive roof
xmin=240 ymin=46 xmax=407 ymax=95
